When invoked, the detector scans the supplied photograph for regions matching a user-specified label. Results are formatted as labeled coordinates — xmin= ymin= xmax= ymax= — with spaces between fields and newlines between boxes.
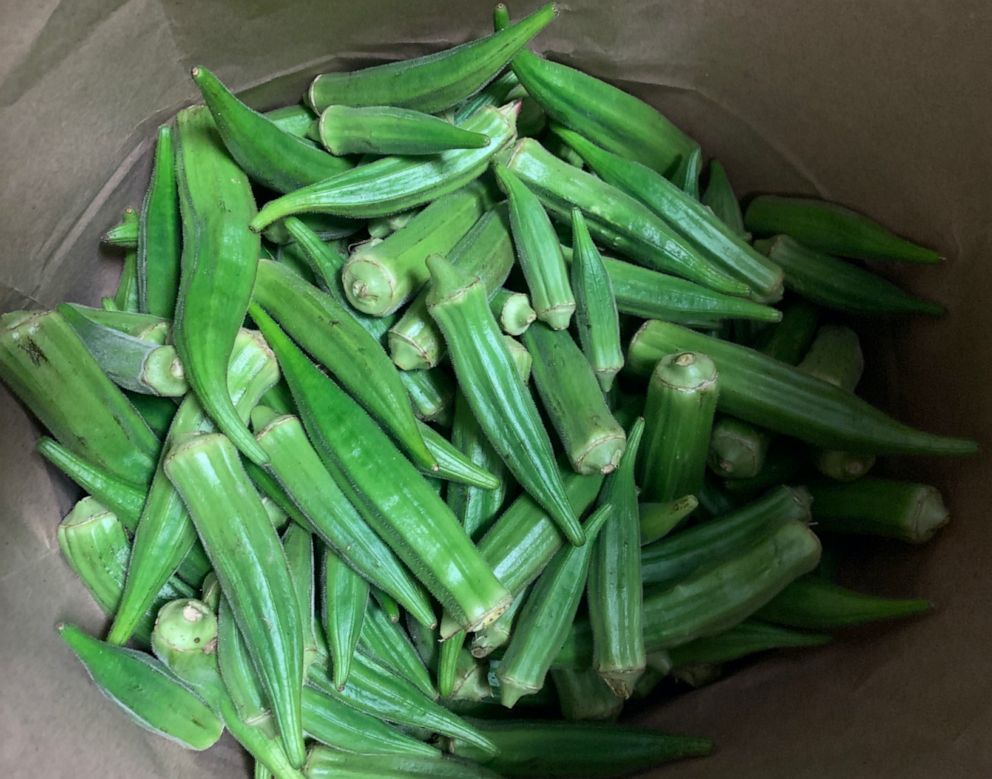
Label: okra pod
xmin=57 ymin=304 xmax=170 ymax=343
xmin=701 ymin=160 xmax=747 ymax=238
xmin=454 ymin=69 xmax=520 ymax=121
xmin=555 ymin=126 xmax=783 ymax=301
xmin=708 ymin=416 xmax=770 ymax=480
xmin=418 ymin=420 xmax=500 ymax=489
xmin=265 ymin=104 xmax=317 ymax=138
xmin=667 ymin=619 xmax=831 ymax=669
xmin=102 ymin=214 xmax=139 ymax=249
xmin=744 ymin=195 xmax=942 ymax=263
xmin=588 ymin=418 xmax=644 ymax=698
xmin=319 ymin=105 xmax=490 ymax=156
xmin=322 ymin=550 xmax=369 ymax=690
xmin=427 ymin=254 xmax=583 ymax=544
xmin=470 ymin=587 xmax=527 ymax=659
xmin=551 ymin=668 xmax=623 ymax=721
xmin=58 ymin=623 xmax=222 ymax=750
xmin=304 ymin=747 xmax=502 ymax=779
xmin=754 ymin=235 xmax=944 ymax=315
xmin=368 ymin=209 xmax=419 ymax=239
xmin=359 ymin=600 xmax=436 ymax=699
xmin=308 ymin=4 xmax=556 ymax=113
xmin=137 ymin=125 xmax=182 ymax=317
xmin=628 ymin=320 xmax=977 ymax=455
xmin=128 ymin=392 xmax=179 ymax=437
xmin=497 ymin=505 xmax=612 ymax=707
xmin=173 ymin=106 xmax=267 ymax=464
xmin=399 ymin=367 xmax=455 ymax=426
xmin=217 ymin=597 xmax=269 ymax=726
xmin=112 ymin=208 xmax=141 ymax=312
xmin=490 ymin=288 xmax=536 ymax=336
xmin=250 ymin=106 xmax=517 ymax=228
xmin=263 ymin=211 xmax=359 ymax=245
xmin=638 ymin=495 xmax=699 ymax=545
xmin=342 ymin=181 xmax=494 ymax=316
xmin=494 ymin=162 xmax=575 ymax=329
xmin=437 ymin=631 xmax=465 ymax=698
xmin=503 ymin=335 xmax=532 ymax=382
xmin=570 ymin=209 xmax=623 ymax=391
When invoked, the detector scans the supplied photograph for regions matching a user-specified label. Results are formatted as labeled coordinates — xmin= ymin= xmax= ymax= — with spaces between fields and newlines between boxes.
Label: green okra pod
xmin=437 ymin=631 xmax=466 ymax=698
xmin=112 ymin=208 xmax=141 ymax=312
xmin=304 ymin=747 xmax=502 ymax=779
xmin=217 ymin=597 xmax=269 ymax=726
xmin=137 ymin=125 xmax=182 ymax=317
xmin=639 ymin=496 xmax=699 ymax=546
xmin=627 ymin=320 xmax=977 ymax=456
xmin=469 ymin=587 xmax=527 ymax=659
xmin=128 ymin=392 xmax=179 ymax=437
xmin=263 ymin=212 xmax=360 ymax=245
xmin=555 ymin=126 xmax=783 ymax=302
xmin=807 ymin=478 xmax=949 ymax=543
xmin=493 ymin=162 xmax=575 ymax=330
xmin=497 ymin=505 xmax=612 ymax=707
xmin=319 ymin=105 xmax=491 ymax=156
xmin=342 ymin=181 xmax=494 ymax=316
xmin=551 ymin=668 xmax=624 ymax=721
xmin=639 ymin=351 xmax=718 ymax=505
xmin=756 ymin=575 xmax=932 ymax=629
xmin=503 ymin=335 xmax=532 ymax=382
xmin=667 ymin=619 xmax=831 ymax=669
xmin=308 ymin=4 xmax=556 ymax=113
xmin=454 ymin=69 xmax=520 ymax=121
xmin=707 ymin=416 xmax=771 ymax=480
xmin=744 ymin=195 xmax=942 ymax=263
xmin=701 ymin=160 xmax=747 ymax=239
xmin=389 ymin=206 xmax=515 ymax=370
xmin=192 ymin=66 xmax=352 ymax=193
xmin=505 ymin=139 xmax=748 ymax=295
xmin=322 ymin=549 xmax=369 ymax=690
xmin=102 ymin=213 xmax=140 ymax=249
xmin=427 ymin=254 xmax=583 ymax=544
xmin=250 ymin=106 xmax=517 ymax=229
xmin=253 ymin=307 xmax=510 ymax=634
xmin=570 ymin=209 xmax=623 ymax=391
xmin=173 ymin=106 xmax=267 ymax=465
xmin=587 ymin=418 xmax=645 ymax=698
xmin=164 ymin=433 xmax=306 ymax=767
xmin=252 ymin=259 xmax=435 ymax=471
xmin=397 ymin=367 xmax=455 ymax=426
xmin=280 ymin=523 xmax=322 ymax=673
xmin=522 ymin=322 xmax=626 ymax=475
xmin=58 ymin=623 xmax=222 ymax=750
xmin=265 ymin=104 xmax=317 ymax=138
xmin=490 ymin=288 xmax=536 ymax=336
xmin=57 ymin=304 xmax=170 ymax=343
xmin=418 ymin=420 xmax=500 ymax=490
xmin=754 ymin=235 xmax=943 ymax=316
xmin=359 ymin=600 xmax=437 ymax=699
xmin=0 ymin=309 xmax=159 ymax=485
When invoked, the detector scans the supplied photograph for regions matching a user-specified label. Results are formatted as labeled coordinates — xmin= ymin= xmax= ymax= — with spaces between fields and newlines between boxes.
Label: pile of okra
xmin=1 ymin=3 xmax=976 ymax=778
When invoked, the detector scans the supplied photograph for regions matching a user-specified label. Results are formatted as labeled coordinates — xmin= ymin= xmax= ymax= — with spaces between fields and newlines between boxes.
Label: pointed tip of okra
xmin=498 ymin=677 xmax=535 ymax=709
xmin=425 ymin=253 xmax=478 ymax=307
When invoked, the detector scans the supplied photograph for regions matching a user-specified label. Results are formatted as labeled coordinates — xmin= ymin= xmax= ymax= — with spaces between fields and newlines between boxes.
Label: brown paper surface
xmin=2 ymin=1 xmax=991 ymax=776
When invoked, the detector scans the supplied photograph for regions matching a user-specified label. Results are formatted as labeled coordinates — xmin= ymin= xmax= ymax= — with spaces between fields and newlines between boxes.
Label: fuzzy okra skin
xmin=252 ymin=259 xmax=435 ymax=471
xmin=0 ymin=309 xmax=160 ymax=485
xmin=308 ymin=4 xmax=556 ymax=113
xmin=137 ymin=125 xmax=182 ymax=317
xmin=359 ymin=600 xmax=437 ymax=699
xmin=628 ymin=320 xmax=977 ymax=456
xmin=701 ymin=160 xmax=747 ymax=238
xmin=522 ymin=322 xmax=626 ymax=474
xmin=427 ymin=254 xmax=583 ymax=545
xmin=173 ymin=106 xmax=267 ymax=465
xmin=322 ymin=550 xmax=369 ymax=690
xmin=319 ymin=105 xmax=491 ymax=156
xmin=744 ymin=195 xmax=942 ymax=263
xmin=192 ymin=66 xmax=352 ymax=193
xmin=58 ymin=623 xmax=223 ymax=750
xmin=505 ymin=139 xmax=748 ymax=295
xmin=493 ymin=162 xmax=575 ymax=330
xmin=265 ymin=104 xmax=317 ymax=138
xmin=250 ymin=105 xmax=517 ymax=229
xmin=253 ymin=306 xmax=510 ymax=634
xmin=164 ymin=433 xmax=306 ymax=768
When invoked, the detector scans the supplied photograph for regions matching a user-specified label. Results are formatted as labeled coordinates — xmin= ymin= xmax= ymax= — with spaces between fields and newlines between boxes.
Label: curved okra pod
xmin=490 ymin=289 xmax=536 ymax=336
xmin=418 ymin=420 xmax=500 ymax=490
xmin=252 ymin=259 xmax=435 ymax=471
xmin=398 ymin=367 xmax=455 ymax=426
xmin=744 ymin=195 xmax=942 ymax=263
xmin=505 ymin=140 xmax=749 ymax=295
xmin=551 ymin=668 xmax=624 ymax=721
xmin=638 ymin=496 xmax=699 ymax=546
xmin=319 ymin=105 xmax=491 ymax=156
xmin=0 ymin=309 xmax=159 ymax=485
xmin=253 ymin=306 xmax=510 ymax=634
xmin=192 ymin=66 xmax=352 ymax=193
xmin=164 ymin=433 xmax=306 ymax=767
xmin=322 ymin=550 xmax=369 ymax=690
xmin=308 ymin=4 xmax=556 ymax=113
xmin=250 ymin=105 xmax=517 ymax=229
xmin=667 ymin=619 xmax=831 ymax=669
xmin=173 ymin=106 xmax=267 ymax=465
xmin=587 ymin=419 xmax=645 ymax=698
xmin=753 ymin=235 xmax=943 ymax=315
xmin=493 ymin=162 xmax=574 ymax=330
xmin=701 ymin=160 xmax=747 ymax=239
xmin=389 ymin=206 xmax=515 ymax=370
xmin=556 ymin=127 xmax=782 ymax=302
xmin=137 ymin=125 xmax=182 ymax=317
xmin=359 ymin=600 xmax=437 ymax=699
xmin=58 ymin=623 xmax=222 ymax=750
xmin=756 ymin=575 xmax=932 ymax=629
xmin=112 ymin=208 xmax=141 ymax=312
xmin=427 ymin=254 xmax=583 ymax=544
xmin=250 ymin=410 xmax=435 ymax=627
xmin=627 ymin=320 xmax=978 ymax=456
xmin=569 ymin=210 xmax=623 ymax=391
xmin=639 ymin=351 xmax=718 ymax=505
xmin=342 ymin=181 xmax=494 ymax=316
xmin=522 ymin=322 xmax=626 ymax=475
xmin=304 ymin=747 xmax=502 ymax=779
xmin=497 ymin=505 xmax=612 ymax=707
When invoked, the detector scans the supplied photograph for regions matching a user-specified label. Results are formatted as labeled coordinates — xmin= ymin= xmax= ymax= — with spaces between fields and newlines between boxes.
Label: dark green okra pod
xmin=319 ymin=105 xmax=491 ymax=156
xmin=304 ymin=747 xmax=502 ymax=779
xmin=551 ymin=668 xmax=624 ymax=721
xmin=701 ymin=160 xmax=747 ymax=238
xmin=668 ymin=619 xmax=831 ymax=669
xmin=322 ymin=549 xmax=369 ymax=690
xmin=137 ymin=125 xmax=182 ymax=317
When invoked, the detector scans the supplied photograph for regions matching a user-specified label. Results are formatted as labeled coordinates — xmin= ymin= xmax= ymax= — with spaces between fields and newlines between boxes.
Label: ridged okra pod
xmin=164 ymin=433 xmax=306 ymax=767
xmin=638 ymin=496 xmax=699 ymax=546
xmin=667 ymin=619 xmax=831 ymax=669
xmin=319 ymin=105 xmax=491 ymax=156
xmin=265 ymin=104 xmax=317 ymax=138
xmin=552 ymin=668 xmax=623 ymax=721
xmin=701 ymin=160 xmax=747 ymax=238
xmin=399 ymin=367 xmax=455 ymax=426
xmin=57 ymin=304 xmax=170 ymax=343
xmin=217 ymin=597 xmax=269 ymax=726
xmin=173 ymin=106 xmax=267 ymax=464
xmin=308 ymin=4 xmax=556 ymax=113
xmin=250 ymin=106 xmax=517 ymax=229
xmin=470 ymin=588 xmax=527 ymax=659
xmin=522 ymin=322 xmax=626 ymax=474
xmin=418 ymin=420 xmax=500 ymax=489
xmin=322 ymin=549 xmax=369 ymax=690
xmin=253 ymin=307 xmax=509 ymax=634
xmin=137 ymin=125 xmax=182 ymax=317
xmin=628 ymin=320 xmax=977 ymax=456
xmin=359 ymin=600 xmax=436 ymax=699
xmin=342 ymin=181 xmax=494 ymax=316
xmin=426 ymin=254 xmax=583 ymax=544
xmin=493 ymin=162 xmax=575 ymax=330
xmin=490 ymin=288 xmax=536 ymax=336
xmin=304 ymin=747 xmax=502 ymax=779
xmin=497 ymin=505 xmax=612 ymax=707
xmin=367 ymin=209 xmax=419 ymax=239
xmin=744 ymin=195 xmax=942 ymax=263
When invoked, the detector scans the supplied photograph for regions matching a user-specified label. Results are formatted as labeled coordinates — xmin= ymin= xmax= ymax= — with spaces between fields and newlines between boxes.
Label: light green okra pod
xmin=418 ymin=420 xmax=501 ymax=490
xmin=322 ymin=549 xmax=369 ymax=690
xmin=264 ymin=104 xmax=318 ymax=138
xmin=359 ymin=600 xmax=437 ymax=699
xmin=102 ymin=212 xmax=140 ymax=249
xmin=399 ymin=367 xmax=455 ymax=426
xmin=490 ymin=288 xmax=536 ymax=336
xmin=319 ymin=105 xmax=491 ymax=156
xmin=112 ymin=208 xmax=141 ymax=312
xmin=137 ymin=125 xmax=182 ymax=318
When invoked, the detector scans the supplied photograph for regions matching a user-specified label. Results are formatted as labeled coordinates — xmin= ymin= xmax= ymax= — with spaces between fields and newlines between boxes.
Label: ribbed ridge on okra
xmin=319 ymin=105 xmax=491 ymax=156
xmin=137 ymin=125 xmax=182 ymax=318
xmin=321 ymin=550 xmax=369 ymax=690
